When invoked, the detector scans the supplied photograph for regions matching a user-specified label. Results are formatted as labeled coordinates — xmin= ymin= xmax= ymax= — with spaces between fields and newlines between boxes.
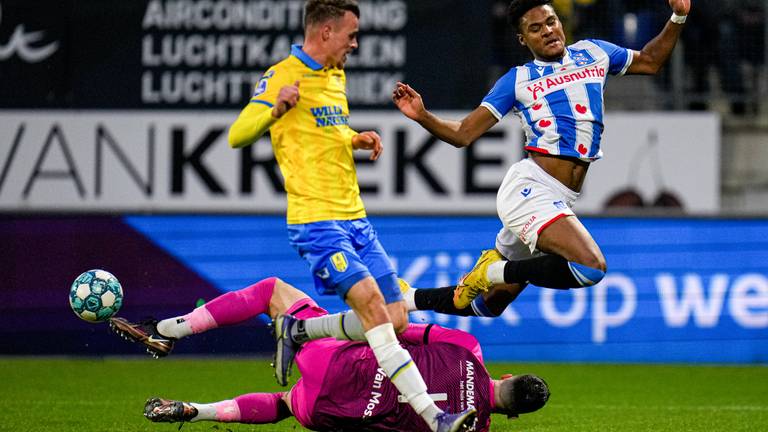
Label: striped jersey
xmin=251 ymin=44 xmax=365 ymax=224
xmin=481 ymin=39 xmax=633 ymax=161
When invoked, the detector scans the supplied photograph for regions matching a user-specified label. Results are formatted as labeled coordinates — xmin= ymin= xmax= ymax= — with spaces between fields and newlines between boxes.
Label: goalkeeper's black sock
xmin=503 ymin=254 xmax=605 ymax=288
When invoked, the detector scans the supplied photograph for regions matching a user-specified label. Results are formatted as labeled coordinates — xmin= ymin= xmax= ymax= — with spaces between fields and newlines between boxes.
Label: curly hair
xmin=498 ymin=374 xmax=551 ymax=416
xmin=305 ymin=0 xmax=360 ymax=28
xmin=507 ymin=0 xmax=553 ymax=30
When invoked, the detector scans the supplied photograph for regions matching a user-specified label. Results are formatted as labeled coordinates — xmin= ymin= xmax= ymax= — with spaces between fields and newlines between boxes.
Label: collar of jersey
xmin=291 ymin=44 xmax=323 ymax=71
xmin=532 ymin=51 xmax=569 ymax=67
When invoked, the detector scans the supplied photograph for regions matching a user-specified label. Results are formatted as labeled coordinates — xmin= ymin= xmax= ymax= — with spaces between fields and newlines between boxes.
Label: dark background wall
xmin=0 ymin=0 xmax=494 ymax=110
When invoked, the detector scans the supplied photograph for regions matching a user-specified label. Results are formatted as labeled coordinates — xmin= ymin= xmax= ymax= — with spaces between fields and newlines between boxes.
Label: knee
xmin=242 ymin=276 xmax=280 ymax=299
xmin=568 ymin=261 xmax=606 ymax=286
xmin=590 ymin=257 xmax=607 ymax=274
xmin=575 ymin=253 xmax=607 ymax=274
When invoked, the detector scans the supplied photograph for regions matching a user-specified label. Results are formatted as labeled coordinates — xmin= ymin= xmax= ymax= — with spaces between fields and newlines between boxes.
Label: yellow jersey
xmin=249 ymin=44 xmax=366 ymax=224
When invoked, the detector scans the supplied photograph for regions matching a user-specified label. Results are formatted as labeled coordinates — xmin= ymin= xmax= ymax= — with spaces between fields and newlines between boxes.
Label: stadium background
xmin=1 ymin=0 xmax=767 ymax=417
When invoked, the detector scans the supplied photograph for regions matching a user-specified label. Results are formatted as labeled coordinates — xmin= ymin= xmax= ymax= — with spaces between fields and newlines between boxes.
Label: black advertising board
xmin=0 ymin=0 xmax=493 ymax=110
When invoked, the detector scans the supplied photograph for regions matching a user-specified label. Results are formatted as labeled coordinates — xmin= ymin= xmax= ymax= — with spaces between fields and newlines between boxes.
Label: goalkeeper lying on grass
xmin=110 ymin=277 xmax=549 ymax=431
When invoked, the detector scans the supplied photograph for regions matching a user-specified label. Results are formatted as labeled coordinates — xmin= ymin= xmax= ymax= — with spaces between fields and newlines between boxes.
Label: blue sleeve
xmin=588 ymin=39 xmax=632 ymax=75
xmin=480 ymin=67 xmax=518 ymax=120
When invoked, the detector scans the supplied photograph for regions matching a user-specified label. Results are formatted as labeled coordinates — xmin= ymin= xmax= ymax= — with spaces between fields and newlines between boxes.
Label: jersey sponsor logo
xmin=362 ymin=367 xmax=387 ymax=418
xmin=330 ymin=252 xmax=348 ymax=273
xmin=553 ymin=200 xmax=567 ymax=209
xmin=0 ymin=3 xmax=59 ymax=63
xmin=310 ymin=105 xmax=349 ymax=127
xmin=521 ymin=187 xmax=533 ymax=198
xmin=459 ymin=360 xmax=479 ymax=431
xmin=526 ymin=65 xmax=605 ymax=100
xmin=464 ymin=360 xmax=476 ymax=410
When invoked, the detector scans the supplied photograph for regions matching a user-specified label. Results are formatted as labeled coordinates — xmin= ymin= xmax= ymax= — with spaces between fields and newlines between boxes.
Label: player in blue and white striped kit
xmin=393 ymin=0 xmax=691 ymax=317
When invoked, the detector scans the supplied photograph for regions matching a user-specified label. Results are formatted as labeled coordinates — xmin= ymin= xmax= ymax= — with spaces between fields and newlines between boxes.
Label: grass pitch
xmin=1 ymin=358 xmax=766 ymax=431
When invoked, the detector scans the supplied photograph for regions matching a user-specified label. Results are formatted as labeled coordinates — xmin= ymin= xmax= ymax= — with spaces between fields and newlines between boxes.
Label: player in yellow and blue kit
xmin=228 ymin=2 xmax=474 ymax=431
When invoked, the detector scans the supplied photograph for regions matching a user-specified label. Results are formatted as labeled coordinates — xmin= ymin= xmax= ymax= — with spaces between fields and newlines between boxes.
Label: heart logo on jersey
xmin=532 ymin=103 xmax=542 ymax=111
xmin=575 ymin=104 xmax=588 ymax=114
xmin=578 ymin=144 xmax=588 ymax=155
xmin=538 ymin=119 xmax=552 ymax=128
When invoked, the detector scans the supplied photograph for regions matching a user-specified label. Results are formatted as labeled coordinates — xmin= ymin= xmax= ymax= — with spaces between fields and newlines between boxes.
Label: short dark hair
xmin=498 ymin=374 xmax=550 ymax=416
xmin=304 ymin=0 xmax=360 ymax=28
xmin=507 ymin=0 xmax=552 ymax=30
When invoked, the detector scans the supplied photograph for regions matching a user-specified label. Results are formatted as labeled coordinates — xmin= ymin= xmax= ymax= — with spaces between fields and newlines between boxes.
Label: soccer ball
xmin=69 ymin=269 xmax=123 ymax=322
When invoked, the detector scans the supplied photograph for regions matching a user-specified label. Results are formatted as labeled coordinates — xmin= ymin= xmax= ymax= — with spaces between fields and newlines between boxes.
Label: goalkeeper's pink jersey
xmin=287 ymin=299 xmax=493 ymax=432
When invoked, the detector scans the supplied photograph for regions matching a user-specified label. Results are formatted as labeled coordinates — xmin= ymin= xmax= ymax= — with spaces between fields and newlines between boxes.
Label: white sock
xmin=189 ymin=402 xmax=216 ymax=422
xmin=156 ymin=316 xmax=193 ymax=339
xmin=487 ymin=261 xmax=506 ymax=284
xmin=304 ymin=312 xmax=366 ymax=341
xmin=365 ymin=323 xmax=442 ymax=429
xmin=403 ymin=287 xmax=417 ymax=311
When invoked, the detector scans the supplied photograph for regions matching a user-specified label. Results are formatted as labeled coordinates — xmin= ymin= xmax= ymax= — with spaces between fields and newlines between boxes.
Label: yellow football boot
xmin=398 ymin=278 xmax=412 ymax=294
xmin=453 ymin=249 xmax=504 ymax=308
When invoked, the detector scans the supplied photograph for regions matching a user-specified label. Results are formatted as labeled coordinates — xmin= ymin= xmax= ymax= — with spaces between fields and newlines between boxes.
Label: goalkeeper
xmin=109 ymin=278 xmax=549 ymax=431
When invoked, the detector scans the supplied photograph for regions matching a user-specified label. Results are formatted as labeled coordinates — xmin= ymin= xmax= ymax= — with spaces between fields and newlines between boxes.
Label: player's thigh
xmin=536 ymin=216 xmax=606 ymax=271
xmin=496 ymin=159 xmax=605 ymax=268
xmin=496 ymin=162 xmax=576 ymax=253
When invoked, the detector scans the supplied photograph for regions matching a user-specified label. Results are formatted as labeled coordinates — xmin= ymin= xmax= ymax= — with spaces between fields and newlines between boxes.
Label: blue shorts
xmin=287 ymin=218 xmax=402 ymax=304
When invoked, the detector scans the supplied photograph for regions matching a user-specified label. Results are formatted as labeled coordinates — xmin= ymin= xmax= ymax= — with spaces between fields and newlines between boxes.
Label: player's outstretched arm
xmin=626 ymin=0 xmax=691 ymax=75
xmin=392 ymin=82 xmax=498 ymax=148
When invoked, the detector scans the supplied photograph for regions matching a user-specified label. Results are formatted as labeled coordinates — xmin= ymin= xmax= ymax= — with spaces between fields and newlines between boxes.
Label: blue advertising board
xmin=124 ymin=215 xmax=768 ymax=364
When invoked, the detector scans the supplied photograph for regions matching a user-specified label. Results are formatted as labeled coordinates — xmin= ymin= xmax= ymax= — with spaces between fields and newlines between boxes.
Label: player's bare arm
xmin=352 ymin=130 xmax=383 ymax=160
xmin=627 ymin=0 xmax=691 ymax=75
xmin=392 ymin=82 xmax=498 ymax=148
